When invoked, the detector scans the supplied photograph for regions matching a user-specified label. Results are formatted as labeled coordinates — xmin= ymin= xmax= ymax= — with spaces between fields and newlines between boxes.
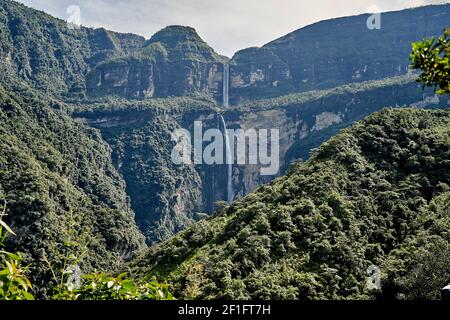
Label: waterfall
xmin=219 ymin=114 xmax=233 ymax=203
xmin=220 ymin=64 xmax=233 ymax=202
xmin=223 ymin=63 xmax=229 ymax=108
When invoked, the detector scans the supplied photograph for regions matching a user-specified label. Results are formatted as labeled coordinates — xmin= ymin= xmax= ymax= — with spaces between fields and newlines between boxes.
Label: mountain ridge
xmin=229 ymin=3 xmax=450 ymax=103
xmin=2 ymin=0 xmax=450 ymax=102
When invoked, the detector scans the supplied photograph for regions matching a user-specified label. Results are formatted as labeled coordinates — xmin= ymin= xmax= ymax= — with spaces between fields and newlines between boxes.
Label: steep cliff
xmin=83 ymin=5 xmax=450 ymax=104
xmin=72 ymin=96 xmax=218 ymax=243
xmin=0 ymin=71 xmax=145 ymax=296
xmin=73 ymin=75 xmax=448 ymax=243
xmin=229 ymin=5 xmax=450 ymax=104
xmin=86 ymin=26 xmax=227 ymax=99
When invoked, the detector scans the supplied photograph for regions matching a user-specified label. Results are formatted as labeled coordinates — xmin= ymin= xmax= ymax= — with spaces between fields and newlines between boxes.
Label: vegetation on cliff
xmin=0 ymin=0 xmax=144 ymax=98
xmin=1 ymin=208 xmax=172 ymax=300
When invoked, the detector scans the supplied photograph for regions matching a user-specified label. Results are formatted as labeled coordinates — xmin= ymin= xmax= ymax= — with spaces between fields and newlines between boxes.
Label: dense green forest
xmin=132 ymin=108 xmax=450 ymax=300
xmin=0 ymin=71 xmax=146 ymax=296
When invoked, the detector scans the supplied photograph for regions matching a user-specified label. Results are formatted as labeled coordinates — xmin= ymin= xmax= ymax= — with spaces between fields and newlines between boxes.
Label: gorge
xmin=0 ymin=0 xmax=449 ymax=297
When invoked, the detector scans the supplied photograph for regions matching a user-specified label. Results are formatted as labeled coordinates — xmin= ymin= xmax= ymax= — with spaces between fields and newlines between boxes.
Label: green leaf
xmin=0 ymin=220 xmax=16 ymax=236
xmin=22 ymin=291 xmax=35 ymax=300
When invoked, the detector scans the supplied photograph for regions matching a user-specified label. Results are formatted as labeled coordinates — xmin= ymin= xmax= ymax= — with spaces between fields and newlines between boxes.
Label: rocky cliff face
xmin=85 ymin=5 xmax=450 ymax=104
xmin=132 ymin=108 xmax=450 ymax=300
xmin=5 ymin=0 xmax=448 ymax=105
xmin=86 ymin=26 xmax=227 ymax=99
xmin=228 ymin=5 xmax=450 ymax=104
xmin=223 ymin=77 xmax=448 ymax=199
xmin=73 ymin=98 xmax=217 ymax=243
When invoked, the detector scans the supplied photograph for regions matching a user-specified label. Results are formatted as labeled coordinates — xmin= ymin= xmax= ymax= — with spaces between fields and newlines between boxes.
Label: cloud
xmin=15 ymin=0 xmax=450 ymax=57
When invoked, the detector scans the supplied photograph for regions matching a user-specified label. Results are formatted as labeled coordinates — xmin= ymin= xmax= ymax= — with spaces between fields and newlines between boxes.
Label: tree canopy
xmin=410 ymin=28 xmax=450 ymax=94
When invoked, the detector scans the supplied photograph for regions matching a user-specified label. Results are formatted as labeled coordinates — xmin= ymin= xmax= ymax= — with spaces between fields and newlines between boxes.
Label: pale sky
xmin=15 ymin=0 xmax=449 ymax=57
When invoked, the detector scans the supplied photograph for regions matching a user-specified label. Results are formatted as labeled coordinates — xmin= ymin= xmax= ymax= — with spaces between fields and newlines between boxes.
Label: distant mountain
xmin=1 ymin=0 xmax=450 ymax=103
xmin=229 ymin=5 xmax=450 ymax=103
xmin=86 ymin=26 xmax=227 ymax=99
xmin=132 ymin=108 xmax=450 ymax=300
xmin=0 ymin=0 xmax=144 ymax=97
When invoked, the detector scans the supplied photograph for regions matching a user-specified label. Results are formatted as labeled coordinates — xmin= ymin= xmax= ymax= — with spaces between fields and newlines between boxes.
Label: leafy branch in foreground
xmin=41 ymin=210 xmax=174 ymax=300
xmin=0 ymin=195 xmax=173 ymax=300
xmin=0 ymin=199 xmax=34 ymax=300
xmin=52 ymin=272 xmax=174 ymax=300
xmin=410 ymin=28 xmax=450 ymax=94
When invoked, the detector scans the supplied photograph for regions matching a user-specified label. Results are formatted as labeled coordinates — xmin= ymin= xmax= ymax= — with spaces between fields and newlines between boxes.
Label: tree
xmin=410 ymin=28 xmax=450 ymax=94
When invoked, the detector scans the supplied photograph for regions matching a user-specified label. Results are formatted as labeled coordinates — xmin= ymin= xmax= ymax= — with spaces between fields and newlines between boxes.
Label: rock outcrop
xmin=228 ymin=5 xmax=450 ymax=104
xmin=86 ymin=26 xmax=227 ymax=99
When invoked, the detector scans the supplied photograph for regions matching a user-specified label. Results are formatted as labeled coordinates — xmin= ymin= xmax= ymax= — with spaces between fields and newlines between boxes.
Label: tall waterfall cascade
xmin=223 ymin=63 xmax=229 ymax=108
xmin=221 ymin=63 xmax=233 ymax=202
xmin=219 ymin=114 xmax=234 ymax=203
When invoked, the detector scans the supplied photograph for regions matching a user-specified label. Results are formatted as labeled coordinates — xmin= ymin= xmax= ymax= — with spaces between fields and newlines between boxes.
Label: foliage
xmin=52 ymin=272 xmax=173 ymax=300
xmin=410 ymin=28 xmax=450 ymax=94
xmin=0 ymin=192 xmax=172 ymax=300
xmin=0 ymin=197 xmax=34 ymax=300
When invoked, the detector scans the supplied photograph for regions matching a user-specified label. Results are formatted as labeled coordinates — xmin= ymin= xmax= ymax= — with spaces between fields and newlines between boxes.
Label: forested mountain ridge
xmin=1 ymin=0 xmax=449 ymax=103
xmin=0 ymin=69 xmax=146 ymax=296
xmin=0 ymin=0 xmax=145 ymax=97
xmin=226 ymin=5 xmax=450 ymax=103
xmin=132 ymin=108 xmax=450 ymax=300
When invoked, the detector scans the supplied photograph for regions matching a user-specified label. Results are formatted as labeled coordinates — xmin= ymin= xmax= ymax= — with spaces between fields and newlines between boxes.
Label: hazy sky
xmin=16 ymin=0 xmax=449 ymax=57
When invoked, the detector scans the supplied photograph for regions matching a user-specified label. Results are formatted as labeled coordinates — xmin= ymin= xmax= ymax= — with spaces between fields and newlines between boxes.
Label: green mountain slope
xmin=0 ymin=73 xmax=145 ymax=296
xmin=132 ymin=108 xmax=450 ymax=300
xmin=0 ymin=1 xmax=448 ymax=299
